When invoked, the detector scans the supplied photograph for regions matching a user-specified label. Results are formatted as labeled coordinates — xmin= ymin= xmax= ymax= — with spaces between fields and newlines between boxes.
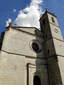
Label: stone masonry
xmin=0 ymin=10 xmax=64 ymax=85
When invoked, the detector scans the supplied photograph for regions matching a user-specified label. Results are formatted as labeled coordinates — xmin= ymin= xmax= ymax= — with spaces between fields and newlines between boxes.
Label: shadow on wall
xmin=47 ymin=56 xmax=62 ymax=85
xmin=27 ymin=29 xmax=62 ymax=85
xmin=26 ymin=29 xmax=49 ymax=85
xmin=36 ymin=29 xmax=62 ymax=85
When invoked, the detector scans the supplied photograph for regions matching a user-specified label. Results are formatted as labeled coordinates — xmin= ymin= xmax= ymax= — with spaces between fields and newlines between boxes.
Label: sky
xmin=0 ymin=0 xmax=64 ymax=39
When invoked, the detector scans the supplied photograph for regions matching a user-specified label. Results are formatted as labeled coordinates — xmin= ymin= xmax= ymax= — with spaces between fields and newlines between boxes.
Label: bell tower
xmin=40 ymin=10 xmax=64 ymax=84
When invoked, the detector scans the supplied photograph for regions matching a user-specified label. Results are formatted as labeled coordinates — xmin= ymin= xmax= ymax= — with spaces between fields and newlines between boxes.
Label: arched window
xmin=34 ymin=76 xmax=41 ymax=85
xmin=51 ymin=17 xmax=55 ymax=23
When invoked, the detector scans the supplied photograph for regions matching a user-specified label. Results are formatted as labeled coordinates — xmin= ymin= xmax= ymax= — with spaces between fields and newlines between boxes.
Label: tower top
xmin=39 ymin=10 xmax=57 ymax=21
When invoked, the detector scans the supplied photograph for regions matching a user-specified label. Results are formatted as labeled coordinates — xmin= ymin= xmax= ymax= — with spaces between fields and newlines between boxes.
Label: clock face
xmin=54 ymin=29 xmax=58 ymax=33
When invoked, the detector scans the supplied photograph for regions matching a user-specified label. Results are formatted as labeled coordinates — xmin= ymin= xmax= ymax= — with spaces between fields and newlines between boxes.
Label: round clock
xmin=54 ymin=29 xmax=58 ymax=33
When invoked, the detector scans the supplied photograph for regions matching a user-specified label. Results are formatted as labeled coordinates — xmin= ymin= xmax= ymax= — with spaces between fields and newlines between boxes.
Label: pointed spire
xmin=9 ymin=22 xmax=12 ymax=27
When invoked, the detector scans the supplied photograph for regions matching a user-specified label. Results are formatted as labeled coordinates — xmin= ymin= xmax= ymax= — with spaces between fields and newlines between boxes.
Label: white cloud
xmin=13 ymin=9 xmax=16 ymax=13
xmin=14 ymin=0 xmax=44 ymax=28
xmin=6 ymin=18 xmax=12 ymax=27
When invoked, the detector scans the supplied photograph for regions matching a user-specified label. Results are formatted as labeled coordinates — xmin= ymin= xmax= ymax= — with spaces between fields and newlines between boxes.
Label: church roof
xmin=6 ymin=26 xmax=43 ymax=38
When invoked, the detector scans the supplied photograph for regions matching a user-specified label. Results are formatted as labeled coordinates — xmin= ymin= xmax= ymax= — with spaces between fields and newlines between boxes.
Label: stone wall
xmin=0 ymin=27 xmax=49 ymax=85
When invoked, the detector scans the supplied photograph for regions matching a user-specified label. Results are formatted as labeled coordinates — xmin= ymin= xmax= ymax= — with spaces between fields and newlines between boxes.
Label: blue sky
xmin=0 ymin=0 xmax=64 ymax=39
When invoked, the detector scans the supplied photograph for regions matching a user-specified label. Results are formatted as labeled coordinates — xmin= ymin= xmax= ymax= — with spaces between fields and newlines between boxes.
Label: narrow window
xmin=51 ymin=17 xmax=55 ymax=23
xmin=43 ymin=19 xmax=45 ymax=25
xmin=48 ymin=49 xmax=49 ymax=54
xmin=34 ymin=76 xmax=41 ymax=85
xmin=46 ymin=34 xmax=47 ymax=38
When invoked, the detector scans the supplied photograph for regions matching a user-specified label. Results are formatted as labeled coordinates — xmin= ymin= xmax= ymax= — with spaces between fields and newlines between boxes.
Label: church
xmin=0 ymin=10 xmax=64 ymax=85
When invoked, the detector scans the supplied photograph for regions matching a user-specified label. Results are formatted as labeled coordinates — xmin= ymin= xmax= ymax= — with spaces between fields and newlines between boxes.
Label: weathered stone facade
xmin=40 ymin=11 xmax=64 ymax=84
xmin=0 ymin=10 xmax=64 ymax=85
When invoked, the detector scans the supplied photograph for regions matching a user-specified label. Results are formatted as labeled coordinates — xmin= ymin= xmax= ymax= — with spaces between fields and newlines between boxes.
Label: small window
xmin=51 ymin=17 xmax=55 ymax=23
xmin=43 ymin=19 xmax=45 ymax=25
xmin=48 ymin=49 xmax=49 ymax=54
xmin=46 ymin=34 xmax=47 ymax=38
